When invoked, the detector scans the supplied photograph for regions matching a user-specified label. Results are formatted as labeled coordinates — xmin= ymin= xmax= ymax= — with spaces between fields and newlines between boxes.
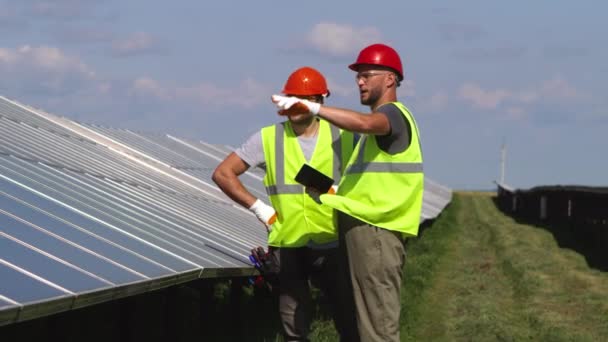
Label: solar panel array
xmin=0 ymin=96 xmax=268 ymax=325
xmin=0 ymin=95 xmax=452 ymax=326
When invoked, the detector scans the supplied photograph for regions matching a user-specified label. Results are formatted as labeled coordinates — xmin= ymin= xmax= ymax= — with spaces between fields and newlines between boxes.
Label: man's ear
xmin=386 ymin=72 xmax=397 ymax=88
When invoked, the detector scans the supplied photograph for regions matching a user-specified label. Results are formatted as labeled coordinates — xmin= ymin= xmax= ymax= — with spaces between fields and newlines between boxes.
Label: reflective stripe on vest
xmin=265 ymin=123 xmax=341 ymax=195
xmin=345 ymin=135 xmax=423 ymax=174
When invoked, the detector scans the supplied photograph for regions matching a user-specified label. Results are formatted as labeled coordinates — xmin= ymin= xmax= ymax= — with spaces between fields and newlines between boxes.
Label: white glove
xmin=248 ymin=199 xmax=277 ymax=230
xmin=271 ymin=95 xmax=321 ymax=115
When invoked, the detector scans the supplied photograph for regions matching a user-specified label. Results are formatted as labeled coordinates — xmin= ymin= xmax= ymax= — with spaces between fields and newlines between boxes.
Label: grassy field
xmin=309 ymin=192 xmax=608 ymax=341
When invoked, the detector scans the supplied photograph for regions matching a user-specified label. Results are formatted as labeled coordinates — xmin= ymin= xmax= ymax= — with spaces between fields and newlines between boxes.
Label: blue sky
xmin=1 ymin=1 xmax=606 ymax=190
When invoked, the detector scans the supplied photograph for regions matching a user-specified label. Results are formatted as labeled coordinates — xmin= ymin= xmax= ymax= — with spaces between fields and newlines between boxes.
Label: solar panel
xmin=78 ymin=123 xmax=269 ymax=202
xmin=421 ymin=178 xmax=452 ymax=222
xmin=0 ymin=96 xmax=268 ymax=326
xmin=0 ymin=94 xmax=452 ymax=327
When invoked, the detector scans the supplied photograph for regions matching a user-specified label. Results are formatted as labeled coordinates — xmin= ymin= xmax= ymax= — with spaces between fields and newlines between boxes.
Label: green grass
xmin=398 ymin=192 xmax=608 ymax=342
xmin=308 ymin=192 xmax=608 ymax=341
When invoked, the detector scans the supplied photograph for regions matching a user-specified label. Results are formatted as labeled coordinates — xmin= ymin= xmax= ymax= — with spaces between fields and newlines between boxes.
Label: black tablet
xmin=294 ymin=164 xmax=334 ymax=193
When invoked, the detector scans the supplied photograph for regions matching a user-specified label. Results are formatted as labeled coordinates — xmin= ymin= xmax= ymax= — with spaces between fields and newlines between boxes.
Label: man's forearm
xmin=212 ymin=169 xmax=257 ymax=208
xmin=318 ymin=106 xmax=390 ymax=135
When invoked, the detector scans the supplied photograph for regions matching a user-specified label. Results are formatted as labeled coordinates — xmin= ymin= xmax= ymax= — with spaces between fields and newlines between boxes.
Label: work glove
xmin=271 ymin=95 xmax=321 ymax=116
xmin=248 ymin=199 xmax=277 ymax=231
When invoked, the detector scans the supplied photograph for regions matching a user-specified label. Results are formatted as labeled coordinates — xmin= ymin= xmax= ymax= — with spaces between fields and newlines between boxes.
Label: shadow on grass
xmin=491 ymin=196 xmax=607 ymax=272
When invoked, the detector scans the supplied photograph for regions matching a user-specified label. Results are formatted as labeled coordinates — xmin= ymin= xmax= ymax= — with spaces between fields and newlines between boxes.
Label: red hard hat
xmin=349 ymin=43 xmax=404 ymax=81
xmin=282 ymin=66 xmax=330 ymax=97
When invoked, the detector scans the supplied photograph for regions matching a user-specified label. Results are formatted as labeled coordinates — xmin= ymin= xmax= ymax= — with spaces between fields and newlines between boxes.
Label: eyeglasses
xmin=355 ymin=71 xmax=391 ymax=82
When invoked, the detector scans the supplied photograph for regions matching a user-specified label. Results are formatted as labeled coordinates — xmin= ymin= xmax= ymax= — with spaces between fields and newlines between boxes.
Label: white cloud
xmin=411 ymin=89 xmax=448 ymax=114
xmin=427 ymin=91 xmax=449 ymax=111
xmin=131 ymin=77 xmax=171 ymax=100
xmin=326 ymin=77 xmax=357 ymax=97
xmin=306 ymin=22 xmax=382 ymax=57
xmin=97 ymin=82 xmax=111 ymax=94
xmin=458 ymin=83 xmax=510 ymax=109
xmin=505 ymin=106 xmax=526 ymax=120
xmin=458 ymin=76 xmax=585 ymax=111
xmin=0 ymin=45 xmax=95 ymax=78
xmin=112 ymin=32 xmax=161 ymax=56
xmin=511 ymin=76 xmax=582 ymax=104
xmin=130 ymin=77 xmax=272 ymax=109
xmin=540 ymin=76 xmax=580 ymax=99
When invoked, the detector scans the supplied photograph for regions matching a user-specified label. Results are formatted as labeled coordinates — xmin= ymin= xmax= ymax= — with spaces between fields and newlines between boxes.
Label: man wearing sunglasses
xmin=272 ymin=44 xmax=424 ymax=342
xmin=213 ymin=66 xmax=355 ymax=341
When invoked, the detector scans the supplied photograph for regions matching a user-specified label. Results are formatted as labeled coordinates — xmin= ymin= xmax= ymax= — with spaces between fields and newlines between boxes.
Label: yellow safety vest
xmin=262 ymin=119 xmax=354 ymax=247
xmin=320 ymin=102 xmax=424 ymax=236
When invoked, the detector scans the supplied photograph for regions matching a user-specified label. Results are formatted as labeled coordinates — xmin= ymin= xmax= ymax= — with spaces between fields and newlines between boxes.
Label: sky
xmin=0 ymin=1 xmax=606 ymax=190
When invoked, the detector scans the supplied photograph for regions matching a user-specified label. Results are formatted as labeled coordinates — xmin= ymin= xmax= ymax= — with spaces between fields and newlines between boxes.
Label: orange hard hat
xmin=282 ymin=66 xmax=330 ymax=97
xmin=349 ymin=43 xmax=404 ymax=81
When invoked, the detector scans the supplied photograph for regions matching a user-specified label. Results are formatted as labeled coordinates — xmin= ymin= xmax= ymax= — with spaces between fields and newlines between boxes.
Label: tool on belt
xmin=248 ymin=246 xmax=279 ymax=292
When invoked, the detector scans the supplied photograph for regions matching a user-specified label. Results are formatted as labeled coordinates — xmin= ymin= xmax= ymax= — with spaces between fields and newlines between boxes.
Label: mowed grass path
xmin=401 ymin=192 xmax=608 ymax=341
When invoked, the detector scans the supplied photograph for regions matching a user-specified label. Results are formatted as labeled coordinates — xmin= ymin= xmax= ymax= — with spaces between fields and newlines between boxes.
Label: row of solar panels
xmin=0 ymin=95 xmax=452 ymax=326
xmin=0 ymin=96 xmax=270 ymax=325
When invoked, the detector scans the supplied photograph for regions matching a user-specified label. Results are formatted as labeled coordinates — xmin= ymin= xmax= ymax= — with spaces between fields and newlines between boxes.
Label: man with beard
xmin=213 ymin=66 xmax=355 ymax=341
xmin=272 ymin=44 xmax=424 ymax=342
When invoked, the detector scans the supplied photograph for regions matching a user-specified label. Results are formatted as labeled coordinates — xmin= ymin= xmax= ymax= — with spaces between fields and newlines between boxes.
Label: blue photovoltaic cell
xmin=0 ymin=262 xmax=67 ymax=303
xmin=0 ymin=206 xmax=146 ymax=284
xmin=0 ymin=168 xmax=196 ymax=273
xmin=3 ymin=169 xmax=221 ymax=268
xmin=79 ymin=126 xmax=269 ymax=202
xmin=0 ymin=155 xmax=252 ymax=266
xmin=0 ymin=191 xmax=174 ymax=279
xmin=0 ymin=236 xmax=109 ymax=293
xmin=0 ymin=117 xmax=193 ymax=197
xmin=2 ymin=156 xmax=248 ymax=267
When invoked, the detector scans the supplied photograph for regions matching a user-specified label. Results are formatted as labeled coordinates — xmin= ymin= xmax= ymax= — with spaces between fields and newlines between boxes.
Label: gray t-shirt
xmin=235 ymin=126 xmax=318 ymax=170
xmin=375 ymin=103 xmax=411 ymax=154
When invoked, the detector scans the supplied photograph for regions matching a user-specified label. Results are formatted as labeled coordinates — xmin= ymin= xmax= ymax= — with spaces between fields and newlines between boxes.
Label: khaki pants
xmin=337 ymin=213 xmax=406 ymax=342
xmin=269 ymin=246 xmax=341 ymax=342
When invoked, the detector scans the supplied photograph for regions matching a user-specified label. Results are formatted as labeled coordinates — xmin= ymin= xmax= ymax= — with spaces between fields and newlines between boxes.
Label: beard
xmin=288 ymin=113 xmax=315 ymax=126
xmin=360 ymin=87 xmax=382 ymax=106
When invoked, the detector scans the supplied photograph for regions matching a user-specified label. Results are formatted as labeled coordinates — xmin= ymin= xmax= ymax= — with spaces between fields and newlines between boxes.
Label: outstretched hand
xmin=271 ymin=95 xmax=320 ymax=116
